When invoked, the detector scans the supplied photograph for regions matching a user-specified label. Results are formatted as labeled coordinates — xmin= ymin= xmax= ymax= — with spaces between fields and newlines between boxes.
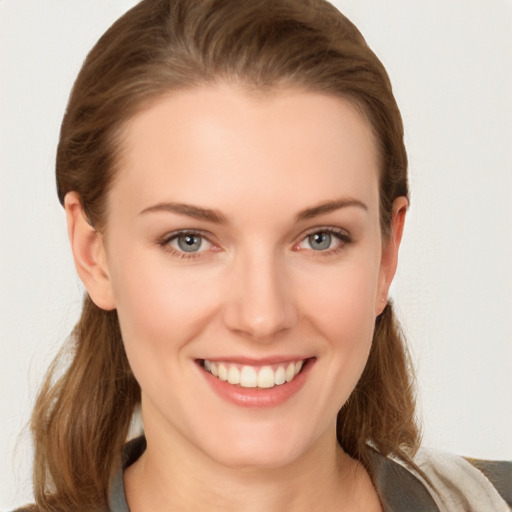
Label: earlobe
xmin=64 ymin=192 xmax=116 ymax=311
xmin=375 ymin=196 xmax=408 ymax=315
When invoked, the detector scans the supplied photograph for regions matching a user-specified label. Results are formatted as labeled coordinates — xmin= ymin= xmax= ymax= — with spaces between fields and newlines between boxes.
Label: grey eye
xmin=308 ymin=232 xmax=332 ymax=251
xmin=177 ymin=234 xmax=203 ymax=252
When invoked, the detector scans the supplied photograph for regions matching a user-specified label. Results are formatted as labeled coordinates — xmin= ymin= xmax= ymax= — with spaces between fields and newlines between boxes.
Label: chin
xmin=197 ymin=421 xmax=319 ymax=470
xmin=208 ymin=442 xmax=303 ymax=470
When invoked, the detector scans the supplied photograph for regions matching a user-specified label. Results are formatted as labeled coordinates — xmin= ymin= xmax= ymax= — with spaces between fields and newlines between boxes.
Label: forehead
xmin=112 ymin=85 xmax=380 ymax=219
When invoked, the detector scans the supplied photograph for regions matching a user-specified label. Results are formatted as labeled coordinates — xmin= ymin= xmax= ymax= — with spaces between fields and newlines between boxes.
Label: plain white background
xmin=1 ymin=0 xmax=511 ymax=508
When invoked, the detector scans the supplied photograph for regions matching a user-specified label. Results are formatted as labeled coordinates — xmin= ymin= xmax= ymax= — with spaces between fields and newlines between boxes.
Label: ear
xmin=64 ymin=192 xmax=116 ymax=311
xmin=375 ymin=196 xmax=408 ymax=315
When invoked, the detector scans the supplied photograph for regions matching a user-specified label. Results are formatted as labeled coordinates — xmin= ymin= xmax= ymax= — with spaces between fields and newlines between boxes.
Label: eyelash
xmin=157 ymin=227 xmax=352 ymax=259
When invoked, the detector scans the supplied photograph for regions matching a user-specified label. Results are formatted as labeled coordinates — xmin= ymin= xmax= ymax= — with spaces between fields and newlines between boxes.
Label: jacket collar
xmin=367 ymin=447 xmax=439 ymax=511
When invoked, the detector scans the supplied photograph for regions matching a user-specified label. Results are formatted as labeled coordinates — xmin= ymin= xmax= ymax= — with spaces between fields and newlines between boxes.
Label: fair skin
xmin=65 ymin=85 xmax=407 ymax=512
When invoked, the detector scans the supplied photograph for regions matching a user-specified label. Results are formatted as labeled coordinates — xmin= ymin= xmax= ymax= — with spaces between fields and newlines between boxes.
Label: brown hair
xmin=29 ymin=0 xmax=418 ymax=509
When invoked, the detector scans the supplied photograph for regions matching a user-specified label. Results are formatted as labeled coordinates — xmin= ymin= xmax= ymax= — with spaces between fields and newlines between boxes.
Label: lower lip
xmin=198 ymin=358 xmax=315 ymax=408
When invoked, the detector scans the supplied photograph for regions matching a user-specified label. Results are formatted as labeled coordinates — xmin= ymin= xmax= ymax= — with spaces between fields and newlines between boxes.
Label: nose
xmin=222 ymin=250 xmax=298 ymax=341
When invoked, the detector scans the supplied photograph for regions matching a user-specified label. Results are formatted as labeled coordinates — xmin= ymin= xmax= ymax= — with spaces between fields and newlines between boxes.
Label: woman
xmin=12 ymin=0 xmax=510 ymax=511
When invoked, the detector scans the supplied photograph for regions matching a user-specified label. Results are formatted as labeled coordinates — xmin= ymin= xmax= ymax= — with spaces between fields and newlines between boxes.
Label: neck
xmin=124 ymin=423 xmax=380 ymax=512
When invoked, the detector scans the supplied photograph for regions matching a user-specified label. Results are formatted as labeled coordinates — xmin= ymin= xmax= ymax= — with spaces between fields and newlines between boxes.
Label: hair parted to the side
xmin=28 ymin=0 xmax=418 ymax=509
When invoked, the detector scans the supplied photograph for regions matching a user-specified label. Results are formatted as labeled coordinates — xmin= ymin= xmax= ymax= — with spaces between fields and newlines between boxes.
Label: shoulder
xmin=465 ymin=456 xmax=512 ymax=506
xmin=412 ymin=448 xmax=511 ymax=512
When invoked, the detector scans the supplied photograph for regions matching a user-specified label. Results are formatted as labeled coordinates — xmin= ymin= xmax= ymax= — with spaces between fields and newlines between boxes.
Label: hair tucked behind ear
xmin=25 ymin=0 xmax=421 ymax=509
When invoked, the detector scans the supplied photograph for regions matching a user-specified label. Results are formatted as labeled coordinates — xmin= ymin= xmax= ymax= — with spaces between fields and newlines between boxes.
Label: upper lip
xmin=198 ymin=356 xmax=312 ymax=366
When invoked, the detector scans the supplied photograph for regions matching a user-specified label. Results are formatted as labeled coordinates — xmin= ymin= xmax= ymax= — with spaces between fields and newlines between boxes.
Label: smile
xmin=202 ymin=359 xmax=305 ymax=389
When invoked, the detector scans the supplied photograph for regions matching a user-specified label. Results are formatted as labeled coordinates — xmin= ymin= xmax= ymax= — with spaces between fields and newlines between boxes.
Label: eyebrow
xmin=139 ymin=202 xmax=226 ymax=224
xmin=295 ymin=198 xmax=368 ymax=221
xmin=139 ymin=197 xmax=367 ymax=224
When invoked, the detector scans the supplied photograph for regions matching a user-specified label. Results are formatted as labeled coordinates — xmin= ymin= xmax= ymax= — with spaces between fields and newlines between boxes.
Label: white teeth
xmin=240 ymin=365 xmax=257 ymax=388
xmin=227 ymin=366 xmax=240 ymax=385
xmin=274 ymin=365 xmax=286 ymax=385
xmin=218 ymin=364 xmax=228 ymax=381
xmin=203 ymin=359 xmax=305 ymax=388
xmin=257 ymin=366 xmax=275 ymax=388
xmin=285 ymin=362 xmax=295 ymax=382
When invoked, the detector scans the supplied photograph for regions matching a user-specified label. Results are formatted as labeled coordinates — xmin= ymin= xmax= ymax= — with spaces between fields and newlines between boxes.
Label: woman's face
xmin=87 ymin=85 xmax=403 ymax=468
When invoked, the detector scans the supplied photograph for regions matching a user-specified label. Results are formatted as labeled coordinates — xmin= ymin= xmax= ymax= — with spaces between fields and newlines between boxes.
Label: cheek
xmin=292 ymin=258 xmax=381 ymax=419
xmin=298 ymin=258 xmax=381 ymax=345
xmin=107 ymin=250 xmax=221 ymax=361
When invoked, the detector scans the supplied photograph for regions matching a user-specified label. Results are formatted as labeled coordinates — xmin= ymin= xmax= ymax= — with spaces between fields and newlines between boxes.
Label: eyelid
xmin=298 ymin=225 xmax=351 ymax=241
